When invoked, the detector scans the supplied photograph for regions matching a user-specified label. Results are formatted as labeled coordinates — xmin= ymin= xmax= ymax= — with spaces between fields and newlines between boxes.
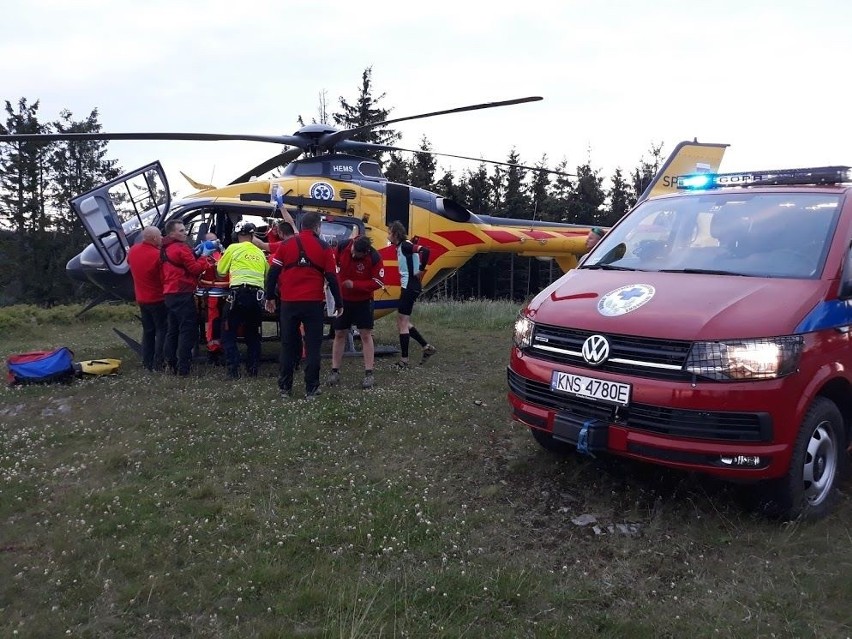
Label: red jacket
xmin=161 ymin=237 xmax=213 ymax=294
xmin=336 ymin=240 xmax=385 ymax=303
xmin=270 ymin=230 xmax=337 ymax=302
xmin=127 ymin=241 xmax=164 ymax=304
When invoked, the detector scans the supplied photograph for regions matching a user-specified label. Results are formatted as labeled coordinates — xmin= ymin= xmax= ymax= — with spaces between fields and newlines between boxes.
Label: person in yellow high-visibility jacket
xmin=216 ymin=221 xmax=268 ymax=379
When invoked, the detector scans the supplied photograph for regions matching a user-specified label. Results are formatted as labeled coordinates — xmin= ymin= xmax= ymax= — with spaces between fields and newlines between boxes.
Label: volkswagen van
xmin=508 ymin=166 xmax=852 ymax=519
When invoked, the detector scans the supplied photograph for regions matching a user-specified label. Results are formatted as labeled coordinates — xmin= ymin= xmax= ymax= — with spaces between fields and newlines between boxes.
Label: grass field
xmin=1 ymin=301 xmax=851 ymax=638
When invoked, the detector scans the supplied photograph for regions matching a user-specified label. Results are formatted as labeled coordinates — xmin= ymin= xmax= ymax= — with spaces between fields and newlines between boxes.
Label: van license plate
xmin=550 ymin=371 xmax=631 ymax=406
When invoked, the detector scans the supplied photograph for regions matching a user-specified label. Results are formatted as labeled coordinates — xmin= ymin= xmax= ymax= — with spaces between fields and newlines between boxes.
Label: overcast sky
xmin=3 ymin=0 xmax=851 ymax=199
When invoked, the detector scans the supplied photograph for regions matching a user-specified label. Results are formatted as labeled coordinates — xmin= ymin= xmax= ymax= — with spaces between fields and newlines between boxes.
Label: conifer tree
xmin=408 ymin=136 xmax=437 ymax=191
xmin=383 ymin=151 xmax=409 ymax=184
xmin=605 ymin=166 xmax=632 ymax=226
xmin=0 ymin=98 xmax=50 ymax=233
xmin=567 ymin=161 xmax=605 ymax=225
xmin=333 ymin=66 xmax=400 ymax=163
xmin=630 ymin=142 xmax=664 ymax=203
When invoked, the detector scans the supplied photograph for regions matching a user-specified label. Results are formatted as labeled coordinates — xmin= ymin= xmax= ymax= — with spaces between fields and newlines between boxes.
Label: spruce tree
xmin=408 ymin=136 xmax=437 ymax=191
xmin=567 ymin=161 xmax=605 ymax=225
xmin=333 ymin=66 xmax=400 ymax=163
xmin=0 ymin=98 xmax=50 ymax=233
xmin=606 ymin=166 xmax=632 ymax=226
xmin=630 ymin=142 xmax=664 ymax=203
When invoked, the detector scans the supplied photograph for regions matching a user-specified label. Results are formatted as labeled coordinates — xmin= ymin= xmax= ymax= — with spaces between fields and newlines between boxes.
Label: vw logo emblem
xmin=581 ymin=334 xmax=610 ymax=366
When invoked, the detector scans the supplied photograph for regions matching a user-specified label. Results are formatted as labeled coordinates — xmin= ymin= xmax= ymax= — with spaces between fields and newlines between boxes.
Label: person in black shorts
xmin=327 ymin=235 xmax=385 ymax=389
xmin=387 ymin=221 xmax=437 ymax=369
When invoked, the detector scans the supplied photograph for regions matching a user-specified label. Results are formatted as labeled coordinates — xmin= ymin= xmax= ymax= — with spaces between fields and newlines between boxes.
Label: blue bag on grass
xmin=6 ymin=347 xmax=75 ymax=385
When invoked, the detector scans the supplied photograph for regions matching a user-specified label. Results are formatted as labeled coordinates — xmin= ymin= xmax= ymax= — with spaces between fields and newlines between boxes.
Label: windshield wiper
xmin=581 ymin=264 xmax=640 ymax=271
xmin=658 ymin=268 xmax=751 ymax=276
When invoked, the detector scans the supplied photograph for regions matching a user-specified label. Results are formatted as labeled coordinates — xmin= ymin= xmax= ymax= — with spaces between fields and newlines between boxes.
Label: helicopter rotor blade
xmin=229 ymin=147 xmax=304 ymax=185
xmin=317 ymin=96 xmax=543 ymax=153
xmin=0 ymin=131 xmax=311 ymax=147
xmin=340 ymin=140 xmax=576 ymax=178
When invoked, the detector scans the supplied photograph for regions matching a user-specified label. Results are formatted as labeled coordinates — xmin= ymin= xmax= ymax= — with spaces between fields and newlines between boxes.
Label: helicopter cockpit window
xmin=358 ymin=162 xmax=383 ymax=178
xmin=319 ymin=220 xmax=358 ymax=248
xmin=291 ymin=162 xmax=324 ymax=177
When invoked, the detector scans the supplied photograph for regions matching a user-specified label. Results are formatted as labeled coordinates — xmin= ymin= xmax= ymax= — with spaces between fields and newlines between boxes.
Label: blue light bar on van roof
xmin=676 ymin=166 xmax=852 ymax=190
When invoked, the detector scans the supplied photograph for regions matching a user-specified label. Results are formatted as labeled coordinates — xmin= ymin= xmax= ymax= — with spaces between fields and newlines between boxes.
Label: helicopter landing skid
xmin=113 ymin=328 xmax=142 ymax=356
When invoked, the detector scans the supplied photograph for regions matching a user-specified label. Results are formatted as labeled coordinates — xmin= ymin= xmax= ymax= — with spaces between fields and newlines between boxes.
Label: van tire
xmin=530 ymin=427 xmax=573 ymax=454
xmin=760 ymin=397 xmax=845 ymax=521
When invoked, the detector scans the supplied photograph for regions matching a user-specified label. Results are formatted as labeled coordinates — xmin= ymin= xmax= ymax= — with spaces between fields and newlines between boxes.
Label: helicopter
xmin=0 ymin=97 xmax=727 ymax=335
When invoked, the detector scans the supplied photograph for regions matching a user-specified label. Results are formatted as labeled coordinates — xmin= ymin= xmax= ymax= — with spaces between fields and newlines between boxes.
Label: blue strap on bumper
xmin=577 ymin=419 xmax=598 ymax=457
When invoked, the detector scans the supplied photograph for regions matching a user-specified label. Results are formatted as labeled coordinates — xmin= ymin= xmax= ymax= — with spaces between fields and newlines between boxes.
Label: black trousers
xmin=139 ymin=301 xmax=167 ymax=371
xmin=278 ymin=301 xmax=324 ymax=393
xmin=222 ymin=287 xmax=263 ymax=374
xmin=164 ymin=293 xmax=198 ymax=375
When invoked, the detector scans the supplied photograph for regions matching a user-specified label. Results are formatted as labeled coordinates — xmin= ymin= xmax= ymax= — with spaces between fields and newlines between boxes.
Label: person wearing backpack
xmin=161 ymin=220 xmax=216 ymax=376
xmin=326 ymin=235 xmax=385 ymax=390
xmin=127 ymin=226 xmax=167 ymax=372
xmin=265 ymin=212 xmax=342 ymax=400
xmin=387 ymin=221 xmax=437 ymax=369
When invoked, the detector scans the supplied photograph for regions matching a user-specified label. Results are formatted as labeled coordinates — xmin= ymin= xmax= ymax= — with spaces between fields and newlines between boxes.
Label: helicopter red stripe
xmin=434 ymin=230 xmax=486 ymax=247
xmin=520 ymin=230 xmax=556 ymax=240
xmin=482 ymin=229 xmax=522 ymax=243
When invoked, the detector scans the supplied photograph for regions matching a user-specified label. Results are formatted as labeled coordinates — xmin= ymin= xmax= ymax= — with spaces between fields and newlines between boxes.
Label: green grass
xmin=1 ymin=300 xmax=851 ymax=637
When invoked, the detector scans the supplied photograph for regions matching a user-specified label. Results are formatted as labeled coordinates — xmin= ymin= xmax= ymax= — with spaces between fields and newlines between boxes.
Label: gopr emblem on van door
xmin=582 ymin=334 xmax=610 ymax=365
xmin=597 ymin=284 xmax=655 ymax=317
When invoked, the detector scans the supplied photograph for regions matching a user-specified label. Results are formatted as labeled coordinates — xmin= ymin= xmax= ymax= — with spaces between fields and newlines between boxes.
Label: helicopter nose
xmin=66 ymin=253 xmax=91 ymax=284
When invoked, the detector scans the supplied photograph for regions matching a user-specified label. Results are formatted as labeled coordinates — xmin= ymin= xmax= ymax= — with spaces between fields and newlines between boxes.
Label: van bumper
xmin=507 ymin=365 xmax=796 ymax=480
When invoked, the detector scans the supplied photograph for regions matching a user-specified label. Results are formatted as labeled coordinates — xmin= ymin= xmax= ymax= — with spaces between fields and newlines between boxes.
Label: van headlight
xmin=513 ymin=314 xmax=535 ymax=350
xmin=685 ymin=336 xmax=803 ymax=380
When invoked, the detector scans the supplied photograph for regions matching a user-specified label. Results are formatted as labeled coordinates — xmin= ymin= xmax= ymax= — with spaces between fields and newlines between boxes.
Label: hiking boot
xmin=327 ymin=370 xmax=340 ymax=386
xmin=246 ymin=366 xmax=259 ymax=378
xmin=421 ymin=344 xmax=437 ymax=364
xmin=361 ymin=373 xmax=375 ymax=389
xmin=280 ymin=387 xmax=292 ymax=399
xmin=227 ymin=368 xmax=240 ymax=380
xmin=305 ymin=387 xmax=323 ymax=401
xmin=394 ymin=360 xmax=409 ymax=371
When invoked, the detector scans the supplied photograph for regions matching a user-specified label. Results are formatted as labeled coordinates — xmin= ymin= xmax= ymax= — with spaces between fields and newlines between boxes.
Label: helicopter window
xmin=319 ymin=220 xmax=358 ymax=247
xmin=108 ymin=169 xmax=168 ymax=226
xmin=182 ymin=209 xmax=217 ymax=246
xmin=291 ymin=162 xmax=324 ymax=176
xmin=358 ymin=162 xmax=383 ymax=178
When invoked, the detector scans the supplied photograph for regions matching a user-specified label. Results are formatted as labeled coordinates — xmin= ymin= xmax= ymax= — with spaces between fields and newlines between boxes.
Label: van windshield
xmin=583 ymin=192 xmax=841 ymax=278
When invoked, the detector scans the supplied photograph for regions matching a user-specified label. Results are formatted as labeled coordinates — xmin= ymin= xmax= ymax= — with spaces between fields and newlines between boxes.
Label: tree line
xmin=0 ymin=67 xmax=664 ymax=306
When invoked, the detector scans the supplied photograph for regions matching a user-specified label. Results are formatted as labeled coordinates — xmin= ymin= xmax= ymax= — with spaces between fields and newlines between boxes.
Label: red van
xmin=508 ymin=166 xmax=852 ymax=520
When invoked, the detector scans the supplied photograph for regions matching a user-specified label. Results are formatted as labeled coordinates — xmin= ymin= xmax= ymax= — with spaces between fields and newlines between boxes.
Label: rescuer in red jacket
xmin=127 ymin=226 xmax=167 ymax=372
xmin=264 ymin=212 xmax=342 ymax=399
xmin=326 ymin=235 xmax=385 ymax=390
xmin=161 ymin=219 xmax=216 ymax=375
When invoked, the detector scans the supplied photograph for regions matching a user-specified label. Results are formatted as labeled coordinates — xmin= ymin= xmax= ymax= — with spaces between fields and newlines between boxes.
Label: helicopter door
xmin=69 ymin=162 xmax=170 ymax=275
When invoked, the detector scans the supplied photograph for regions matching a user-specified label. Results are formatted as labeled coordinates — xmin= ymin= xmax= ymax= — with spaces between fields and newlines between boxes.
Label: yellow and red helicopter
xmin=0 ymin=97 xmax=727 ymax=325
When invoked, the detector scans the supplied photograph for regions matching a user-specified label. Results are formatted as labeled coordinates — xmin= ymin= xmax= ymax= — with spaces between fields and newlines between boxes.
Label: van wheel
xmin=762 ymin=397 xmax=845 ymax=521
xmin=530 ymin=427 xmax=572 ymax=454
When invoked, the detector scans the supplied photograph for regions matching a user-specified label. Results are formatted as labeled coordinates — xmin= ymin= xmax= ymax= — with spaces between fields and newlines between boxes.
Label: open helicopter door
xmin=69 ymin=162 xmax=170 ymax=275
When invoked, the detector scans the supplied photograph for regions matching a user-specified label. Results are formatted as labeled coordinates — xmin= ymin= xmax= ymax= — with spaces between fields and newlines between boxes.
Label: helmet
xmin=234 ymin=220 xmax=256 ymax=235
